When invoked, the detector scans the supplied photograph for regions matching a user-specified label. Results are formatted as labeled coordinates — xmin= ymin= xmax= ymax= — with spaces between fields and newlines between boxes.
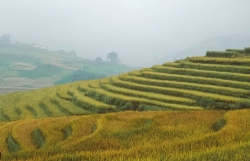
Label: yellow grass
xmin=1 ymin=54 xmax=250 ymax=125
xmin=152 ymin=65 xmax=250 ymax=82
xmin=119 ymin=73 xmax=250 ymax=97
xmin=100 ymin=81 xmax=197 ymax=105
xmin=110 ymin=74 xmax=250 ymax=104
xmin=56 ymin=84 xmax=72 ymax=100
xmin=188 ymin=56 xmax=250 ymax=65
xmin=139 ymin=70 xmax=250 ymax=90
xmin=166 ymin=61 xmax=250 ymax=74
xmin=1 ymin=50 xmax=250 ymax=160
xmin=1 ymin=109 xmax=250 ymax=160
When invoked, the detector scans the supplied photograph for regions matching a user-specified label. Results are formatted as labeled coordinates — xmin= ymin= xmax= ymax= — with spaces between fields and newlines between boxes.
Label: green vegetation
xmin=187 ymin=56 xmax=250 ymax=65
xmin=1 ymin=47 xmax=250 ymax=122
xmin=18 ymin=64 xmax=63 ymax=78
xmin=61 ymin=125 xmax=72 ymax=139
xmin=207 ymin=47 xmax=250 ymax=57
xmin=206 ymin=51 xmax=237 ymax=57
xmin=0 ymin=47 xmax=250 ymax=160
xmin=6 ymin=134 xmax=21 ymax=153
xmin=0 ymin=42 xmax=133 ymax=94
xmin=226 ymin=48 xmax=244 ymax=53
xmin=31 ymin=128 xmax=45 ymax=149
xmin=0 ymin=53 xmax=41 ymax=65
xmin=244 ymin=47 xmax=250 ymax=54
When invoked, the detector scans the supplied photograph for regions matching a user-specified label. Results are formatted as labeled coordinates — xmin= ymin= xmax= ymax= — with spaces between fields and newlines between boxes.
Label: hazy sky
xmin=1 ymin=0 xmax=250 ymax=66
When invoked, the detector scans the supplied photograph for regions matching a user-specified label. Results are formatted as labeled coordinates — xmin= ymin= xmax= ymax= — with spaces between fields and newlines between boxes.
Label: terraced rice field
xmin=1 ymin=48 xmax=250 ymax=160
xmin=1 ymin=49 xmax=250 ymax=122
xmin=1 ymin=109 xmax=250 ymax=160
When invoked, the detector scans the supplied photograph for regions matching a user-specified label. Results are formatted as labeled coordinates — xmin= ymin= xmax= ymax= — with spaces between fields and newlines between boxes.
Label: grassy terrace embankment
xmin=1 ymin=110 xmax=250 ymax=160
xmin=1 ymin=48 xmax=250 ymax=121
xmin=1 ymin=47 xmax=250 ymax=160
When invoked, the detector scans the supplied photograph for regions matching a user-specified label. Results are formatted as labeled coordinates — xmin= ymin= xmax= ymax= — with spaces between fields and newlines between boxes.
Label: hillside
xmin=1 ymin=48 xmax=250 ymax=122
xmin=1 ymin=47 xmax=250 ymax=160
xmin=1 ymin=109 xmax=250 ymax=160
xmin=0 ymin=42 xmax=132 ymax=94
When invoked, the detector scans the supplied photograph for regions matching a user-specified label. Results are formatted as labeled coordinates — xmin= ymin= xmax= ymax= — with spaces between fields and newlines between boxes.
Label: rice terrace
xmin=0 ymin=47 xmax=250 ymax=160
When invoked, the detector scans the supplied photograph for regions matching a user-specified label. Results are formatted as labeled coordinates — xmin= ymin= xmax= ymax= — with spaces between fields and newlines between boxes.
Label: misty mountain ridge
xmin=158 ymin=33 xmax=250 ymax=64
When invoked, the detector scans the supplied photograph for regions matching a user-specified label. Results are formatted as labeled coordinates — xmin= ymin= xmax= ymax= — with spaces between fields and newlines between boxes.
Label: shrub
xmin=206 ymin=51 xmax=237 ymax=57
xmin=188 ymin=56 xmax=250 ymax=65
xmin=226 ymin=49 xmax=244 ymax=54
xmin=245 ymin=47 xmax=250 ymax=54
xmin=213 ymin=118 xmax=226 ymax=132
xmin=31 ymin=128 xmax=45 ymax=149
xmin=6 ymin=134 xmax=21 ymax=152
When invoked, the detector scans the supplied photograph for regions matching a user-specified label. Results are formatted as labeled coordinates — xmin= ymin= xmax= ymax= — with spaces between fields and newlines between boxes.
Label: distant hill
xmin=160 ymin=34 xmax=250 ymax=63
xmin=0 ymin=42 xmax=133 ymax=94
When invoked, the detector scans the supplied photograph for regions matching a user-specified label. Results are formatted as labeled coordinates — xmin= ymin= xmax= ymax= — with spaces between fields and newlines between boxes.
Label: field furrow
xmin=163 ymin=61 xmax=250 ymax=74
xmin=0 ymin=122 xmax=16 ymax=153
xmin=152 ymin=65 xmax=250 ymax=82
xmin=51 ymin=96 xmax=91 ymax=115
xmin=138 ymin=71 xmax=250 ymax=90
xmin=25 ymin=105 xmax=38 ymax=117
xmin=24 ymin=103 xmax=49 ymax=118
xmin=187 ymin=56 xmax=250 ymax=65
xmin=100 ymin=81 xmax=197 ymax=105
xmin=109 ymin=75 xmax=250 ymax=108
xmin=6 ymin=133 xmax=21 ymax=153
xmin=14 ymin=105 xmax=36 ymax=120
xmin=119 ymin=74 xmax=250 ymax=98
xmin=56 ymin=115 xmax=100 ymax=148
xmin=50 ymin=97 xmax=72 ymax=116
xmin=31 ymin=128 xmax=46 ymax=149
xmin=69 ymin=86 xmax=116 ymax=113
xmin=12 ymin=120 xmax=38 ymax=151
xmin=36 ymin=117 xmax=71 ymax=148
xmin=85 ymin=87 xmax=202 ymax=110
xmin=2 ymin=106 xmax=19 ymax=121
xmin=38 ymin=99 xmax=66 ymax=117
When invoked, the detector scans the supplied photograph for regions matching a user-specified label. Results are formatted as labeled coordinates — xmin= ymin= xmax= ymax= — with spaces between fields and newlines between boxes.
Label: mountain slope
xmin=1 ymin=47 xmax=250 ymax=160
xmin=1 ymin=47 xmax=250 ymax=122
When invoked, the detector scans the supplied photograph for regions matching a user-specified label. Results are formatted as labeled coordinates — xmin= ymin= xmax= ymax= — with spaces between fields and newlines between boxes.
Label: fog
xmin=1 ymin=0 xmax=250 ymax=66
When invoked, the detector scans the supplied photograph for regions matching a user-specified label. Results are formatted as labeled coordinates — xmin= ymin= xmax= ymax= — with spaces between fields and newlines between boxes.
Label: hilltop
xmin=1 ymin=47 xmax=250 ymax=160
xmin=0 ymin=42 xmax=133 ymax=94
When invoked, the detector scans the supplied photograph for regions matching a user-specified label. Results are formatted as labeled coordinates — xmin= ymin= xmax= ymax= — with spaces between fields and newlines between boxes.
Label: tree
xmin=70 ymin=50 xmax=76 ymax=56
xmin=95 ymin=57 xmax=103 ymax=64
xmin=0 ymin=34 xmax=11 ymax=44
xmin=107 ymin=52 xmax=120 ymax=63
xmin=83 ymin=66 xmax=89 ymax=71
